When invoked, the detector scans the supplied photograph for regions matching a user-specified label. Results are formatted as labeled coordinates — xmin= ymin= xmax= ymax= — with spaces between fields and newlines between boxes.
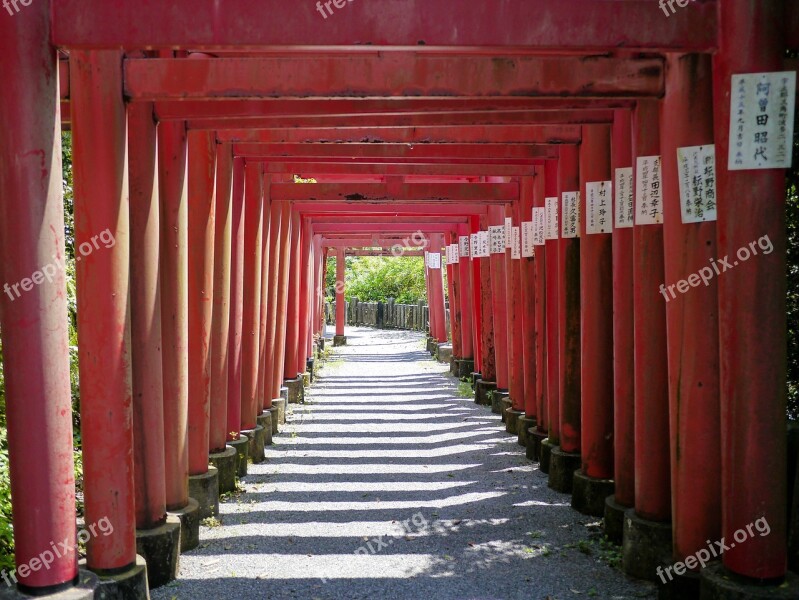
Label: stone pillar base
xmin=135 ymin=515 xmax=181 ymax=589
xmin=84 ymin=556 xmax=148 ymax=600
xmin=3 ymin=571 xmax=100 ymax=600
xmin=301 ymin=371 xmax=311 ymax=388
xmin=457 ymin=359 xmax=475 ymax=379
xmin=450 ymin=356 xmax=460 ymax=376
xmin=470 ymin=371 xmax=480 ymax=388
xmin=548 ymin=447 xmax=581 ymax=493
xmin=505 ymin=408 xmax=524 ymax=435
xmin=528 ymin=428 xmax=548 ymax=462
xmin=658 ymin=568 xmax=700 ymax=600
xmin=571 ymin=469 xmax=614 ymax=517
xmin=256 ymin=412 xmax=273 ymax=446
xmin=622 ymin=509 xmax=672 ymax=582
xmin=475 ymin=379 xmax=496 ymax=406
xmin=333 ymin=335 xmax=347 ymax=346
xmin=603 ymin=495 xmax=629 ymax=545
xmin=242 ymin=425 xmax=266 ymax=464
xmin=699 ymin=563 xmax=799 ymax=600
xmin=539 ymin=437 xmax=557 ymax=474
xmin=267 ymin=406 xmax=280 ymax=435
xmin=271 ymin=398 xmax=286 ymax=425
xmin=279 ymin=386 xmax=288 ymax=402
xmin=188 ymin=466 xmax=220 ymax=518
xmin=284 ymin=378 xmax=304 ymax=404
xmin=209 ymin=446 xmax=237 ymax=494
xmin=228 ymin=434 xmax=249 ymax=477
xmin=436 ymin=343 xmax=452 ymax=363
xmin=491 ymin=389 xmax=510 ymax=416
xmin=517 ymin=416 xmax=536 ymax=448
xmin=306 ymin=358 xmax=315 ymax=382
xmin=169 ymin=497 xmax=200 ymax=552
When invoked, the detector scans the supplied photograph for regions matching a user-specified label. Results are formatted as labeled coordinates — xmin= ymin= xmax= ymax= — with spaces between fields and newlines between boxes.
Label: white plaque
xmin=521 ymin=222 xmax=535 ymax=258
xmin=428 ymin=252 xmax=441 ymax=269
xmin=677 ymin=145 xmax=718 ymax=223
xmin=511 ymin=226 xmax=521 ymax=259
xmin=728 ymin=71 xmax=796 ymax=170
xmin=470 ymin=234 xmax=479 ymax=259
xmin=459 ymin=236 xmax=470 ymax=258
xmin=545 ymin=197 xmax=559 ymax=240
xmin=504 ymin=217 xmax=513 ymax=248
xmin=586 ymin=181 xmax=613 ymax=235
xmin=532 ymin=208 xmax=546 ymax=246
xmin=615 ymin=167 xmax=634 ymax=229
xmin=489 ymin=226 xmax=505 ymax=255
xmin=635 ymin=156 xmax=663 ymax=225
xmin=561 ymin=192 xmax=581 ymax=239
xmin=478 ymin=231 xmax=490 ymax=258
xmin=450 ymin=244 xmax=459 ymax=264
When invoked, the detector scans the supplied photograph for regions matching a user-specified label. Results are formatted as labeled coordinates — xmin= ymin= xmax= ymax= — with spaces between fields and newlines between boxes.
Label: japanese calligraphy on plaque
xmin=561 ymin=192 xmax=581 ymax=238
xmin=470 ymin=234 xmax=479 ymax=259
xmin=615 ymin=167 xmax=634 ymax=229
xmin=450 ymin=244 xmax=459 ymax=264
xmin=489 ymin=226 xmax=505 ymax=254
xmin=477 ymin=231 xmax=490 ymax=258
xmin=521 ymin=222 xmax=535 ymax=258
xmin=586 ymin=181 xmax=613 ymax=234
xmin=533 ymin=208 xmax=546 ymax=246
xmin=635 ymin=156 xmax=663 ymax=225
xmin=445 ymin=245 xmax=452 ymax=264
xmin=511 ymin=227 xmax=521 ymax=259
xmin=459 ymin=236 xmax=470 ymax=258
xmin=728 ymin=71 xmax=796 ymax=170
xmin=504 ymin=217 xmax=513 ymax=249
xmin=677 ymin=145 xmax=717 ymax=223
xmin=428 ymin=252 xmax=441 ymax=269
xmin=545 ymin=197 xmax=559 ymax=240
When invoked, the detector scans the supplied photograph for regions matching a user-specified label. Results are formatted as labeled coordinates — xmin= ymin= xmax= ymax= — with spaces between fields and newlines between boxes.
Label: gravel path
xmin=153 ymin=326 xmax=655 ymax=600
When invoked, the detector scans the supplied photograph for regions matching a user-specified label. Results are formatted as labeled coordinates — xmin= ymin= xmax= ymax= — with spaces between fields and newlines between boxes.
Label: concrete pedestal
xmin=450 ymin=356 xmax=460 ymax=376
xmin=517 ymin=416 xmax=536 ymax=448
xmin=333 ymin=334 xmax=347 ymax=347
xmin=539 ymin=437 xmax=557 ymax=474
xmin=471 ymin=371 xmax=480 ymax=388
xmin=306 ymin=358 xmax=315 ymax=382
xmin=243 ymin=425 xmax=266 ymax=464
xmin=135 ymin=515 xmax=181 ymax=589
xmin=267 ymin=406 xmax=280 ymax=435
xmin=658 ymin=568 xmax=700 ymax=600
xmin=436 ymin=343 xmax=452 ymax=364
xmin=256 ymin=412 xmax=273 ymax=446
xmin=571 ymin=469 xmax=614 ymax=517
xmin=188 ymin=466 xmax=220 ymax=518
xmin=622 ymin=509 xmax=673 ymax=582
xmin=0 ymin=572 xmax=99 ymax=600
xmin=457 ymin=359 xmax=475 ymax=379
xmin=284 ymin=378 xmax=304 ymax=404
xmin=475 ymin=379 xmax=496 ymax=406
xmin=280 ymin=386 xmax=288 ymax=402
xmin=603 ymin=495 xmax=629 ymax=545
xmin=209 ymin=446 xmax=237 ymax=494
xmin=301 ymin=371 xmax=310 ymax=388
xmin=699 ymin=563 xmax=799 ymax=600
xmin=84 ymin=555 xmax=148 ymax=600
xmin=548 ymin=447 xmax=581 ymax=493
xmin=169 ymin=497 xmax=200 ymax=552
xmin=491 ymin=390 xmax=510 ymax=417
xmin=505 ymin=408 xmax=524 ymax=435
xmin=271 ymin=398 xmax=286 ymax=425
xmin=228 ymin=434 xmax=249 ymax=477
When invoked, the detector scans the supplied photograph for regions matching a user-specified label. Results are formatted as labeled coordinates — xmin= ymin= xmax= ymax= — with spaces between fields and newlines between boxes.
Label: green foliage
xmin=329 ymin=256 xmax=427 ymax=304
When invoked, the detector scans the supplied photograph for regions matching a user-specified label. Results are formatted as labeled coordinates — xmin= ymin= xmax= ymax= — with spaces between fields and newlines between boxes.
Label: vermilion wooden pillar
xmin=557 ymin=146 xmax=581 ymax=455
xmin=335 ymin=248 xmax=346 ymax=338
xmin=429 ymin=234 xmax=448 ymax=343
xmin=187 ymin=130 xmax=216 ymax=476
xmin=573 ymin=124 xmax=615 ymax=514
xmin=608 ymin=109 xmax=635 ymax=530
xmin=256 ymin=181 xmax=272 ymax=413
xmin=470 ymin=215 xmax=484 ymax=375
xmin=544 ymin=159 xmax=559 ymax=444
xmin=283 ymin=209 xmax=302 ymax=381
xmin=520 ymin=176 xmax=537 ymax=420
xmin=0 ymin=5 xmax=78 ymax=588
xmin=534 ymin=166 xmax=552 ymax=438
xmin=447 ymin=233 xmax=462 ymax=362
xmin=508 ymin=203 xmax=525 ymax=414
xmin=297 ymin=218 xmax=312 ymax=375
xmin=487 ymin=205 xmax=509 ymax=391
xmin=263 ymin=197 xmax=283 ymax=402
xmin=711 ymin=0 xmax=791 ymax=585
xmin=456 ymin=224 xmax=474 ymax=362
xmin=661 ymin=53 xmax=721 ymax=578
xmin=128 ymin=102 xmax=167 ymax=529
xmin=72 ymin=50 xmax=137 ymax=571
xmin=271 ymin=203 xmax=292 ymax=398
xmin=209 ymin=143 xmax=233 ymax=453
xmin=241 ymin=162 xmax=264 ymax=430
xmin=227 ymin=157 xmax=245 ymax=442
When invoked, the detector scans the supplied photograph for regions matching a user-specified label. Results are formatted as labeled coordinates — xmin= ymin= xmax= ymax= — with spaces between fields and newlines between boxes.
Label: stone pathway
xmin=153 ymin=326 xmax=655 ymax=600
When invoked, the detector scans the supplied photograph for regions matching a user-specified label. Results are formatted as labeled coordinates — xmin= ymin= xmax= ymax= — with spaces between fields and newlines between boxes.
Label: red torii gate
xmin=0 ymin=1 xmax=797 ymax=599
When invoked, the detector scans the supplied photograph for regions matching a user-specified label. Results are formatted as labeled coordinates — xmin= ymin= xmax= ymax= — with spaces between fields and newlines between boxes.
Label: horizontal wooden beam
xmin=339 ymin=250 xmax=425 ymax=257
xmin=237 ymin=143 xmax=558 ymax=160
xmin=293 ymin=202 xmax=487 ymax=216
xmin=265 ymin=162 xmax=537 ymax=177
xmin=310 ymin=216 xmax=469 ymax=224
xmin=52 ymin=0 xmax=717 ymax=51
xmin=314 ymin=223 xmax=464 ymax=234
xmin=272 ymin=182 xmax=517 ymax=203
xmin=125 ymin=55 xmax=664 ymax=100
xmin=218 ymin=125 xmax=581 ymax=144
